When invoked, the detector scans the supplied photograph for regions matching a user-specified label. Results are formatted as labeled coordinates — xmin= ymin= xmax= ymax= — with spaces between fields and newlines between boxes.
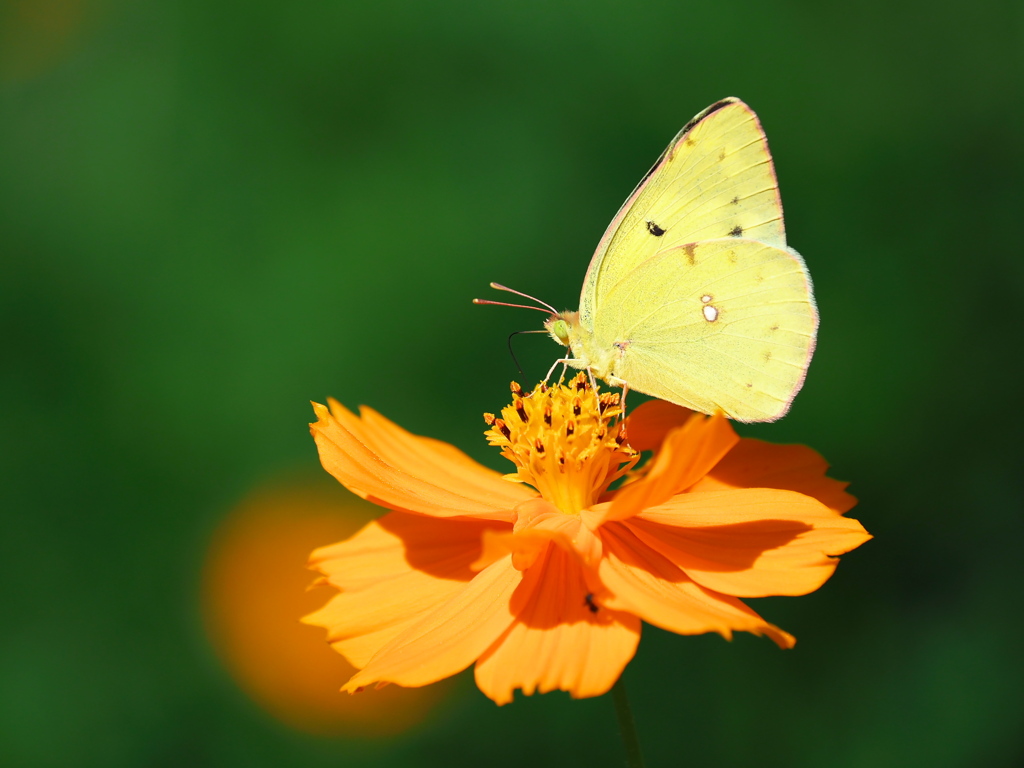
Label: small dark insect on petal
xmin=584 ymin=593 xmax=599 ymax=613
xmin=646 ymin=220 xmax=666 ymax=237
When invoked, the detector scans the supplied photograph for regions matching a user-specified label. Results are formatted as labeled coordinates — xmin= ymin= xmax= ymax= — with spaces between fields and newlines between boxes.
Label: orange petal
xmin=518 ymin=504 xmax=604 ymax=569
xmin=601 ymin=413 xmax=738 ymax=524
xmin=473 ymin=546 xmax=641 ymax=704
xmin=511 ymin=497 xmax=566 ymax=531
xmin=475 ymin=498 xmax=567 ymax=571
xmin=311 ymin=400 xmax=535 ymax=520
xmin=305 ymin=594 xmax=427 ymax=669
xmin=622 ymin=400 xmax=694 ymax=452
xmin=304 ymin=513 xmax=508 ymax=667
xmin=631 ymin=489 xmax=872 ymax=597
xmin=692 ymin=437 xmax=857 ymax=514
xmin=474 ymin=528 xmax=557 ymax=572
xmin=598 ymin=521 xmax=794 ymax=647
xmin=343 ymin=556 xmax=523 ymax=691
xmin=475 ymin=505 xmax=604 ymax=573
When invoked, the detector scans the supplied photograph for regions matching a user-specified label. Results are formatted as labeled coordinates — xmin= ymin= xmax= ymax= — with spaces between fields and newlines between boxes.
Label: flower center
xmin=484 ymin=373 xmax=638 ymax=515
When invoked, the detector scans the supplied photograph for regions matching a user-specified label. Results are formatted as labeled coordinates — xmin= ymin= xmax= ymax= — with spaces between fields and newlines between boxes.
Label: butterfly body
xmin=542 ymin=98 xmax=817 ymax=423
xmin=546 ymin=311 xmax=620 ymax=384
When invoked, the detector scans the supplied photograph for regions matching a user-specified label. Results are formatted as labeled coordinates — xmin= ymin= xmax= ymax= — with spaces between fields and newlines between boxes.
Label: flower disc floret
xmin=484 ymin=375 xmax=638 ymax=515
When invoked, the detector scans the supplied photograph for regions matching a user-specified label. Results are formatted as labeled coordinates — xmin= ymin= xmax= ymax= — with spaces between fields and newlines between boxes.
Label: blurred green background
xmin=3 ymin=0 xmax=1022 ymax=765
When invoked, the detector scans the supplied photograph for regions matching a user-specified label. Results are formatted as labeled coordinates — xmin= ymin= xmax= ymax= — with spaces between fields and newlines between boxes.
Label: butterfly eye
xmin=550 ymin=319 xmax=571 ymax=345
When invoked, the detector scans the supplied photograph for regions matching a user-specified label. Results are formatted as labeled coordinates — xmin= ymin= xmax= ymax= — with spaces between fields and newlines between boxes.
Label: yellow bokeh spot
xmin=201 ymin=477 xmax=450 ymax=737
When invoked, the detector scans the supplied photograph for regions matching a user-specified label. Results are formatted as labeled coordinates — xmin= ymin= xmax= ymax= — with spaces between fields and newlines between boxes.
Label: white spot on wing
xmin=702 ymin=305 xmax=719 ymax=322
xmin=701 ymin=294 xmax=712 ymax=303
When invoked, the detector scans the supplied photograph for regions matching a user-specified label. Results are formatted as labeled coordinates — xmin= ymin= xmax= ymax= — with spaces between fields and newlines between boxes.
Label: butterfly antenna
xmin=473 ymin=299 xmax=553 ymax=313
xmin=473 ymin=283 xmax=559 ymax=316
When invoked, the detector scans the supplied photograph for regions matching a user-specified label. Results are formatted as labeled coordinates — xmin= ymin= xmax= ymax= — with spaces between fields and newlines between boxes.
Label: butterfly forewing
xmin=580 ymin=99 xmax=785 ymax=330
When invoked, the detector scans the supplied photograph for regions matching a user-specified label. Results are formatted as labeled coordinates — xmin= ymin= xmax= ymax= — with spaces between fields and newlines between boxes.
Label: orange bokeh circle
xmin=202 ymin=479 xmax=450 ymax=736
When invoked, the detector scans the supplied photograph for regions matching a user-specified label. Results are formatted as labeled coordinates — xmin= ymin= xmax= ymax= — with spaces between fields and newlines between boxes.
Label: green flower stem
xmin=611 ymin=677 xmax=647 ymax=768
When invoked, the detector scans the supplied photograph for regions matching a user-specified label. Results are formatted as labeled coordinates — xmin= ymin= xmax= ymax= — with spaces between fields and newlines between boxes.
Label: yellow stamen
xmin=484 ymin=374 xmax=638 ymax=515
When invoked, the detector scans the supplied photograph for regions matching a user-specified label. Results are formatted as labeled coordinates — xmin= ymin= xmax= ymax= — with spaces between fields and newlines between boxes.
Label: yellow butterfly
xmin=478 ymin=98 xmax=817 ymax=423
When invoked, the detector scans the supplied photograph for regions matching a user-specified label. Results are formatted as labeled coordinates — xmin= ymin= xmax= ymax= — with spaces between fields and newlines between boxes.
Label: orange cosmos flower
xmin=304 ymin=374 xmax=870 ymax=705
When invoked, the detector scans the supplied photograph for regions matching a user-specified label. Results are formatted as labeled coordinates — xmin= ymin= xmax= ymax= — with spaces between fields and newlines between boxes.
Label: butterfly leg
xmin=544 ymin=358 xmax=579 ymax=384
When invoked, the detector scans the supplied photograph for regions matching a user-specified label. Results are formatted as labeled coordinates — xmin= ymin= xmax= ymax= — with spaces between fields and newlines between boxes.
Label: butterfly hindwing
xmin=588 ymin=238 xmax=816 ymax=422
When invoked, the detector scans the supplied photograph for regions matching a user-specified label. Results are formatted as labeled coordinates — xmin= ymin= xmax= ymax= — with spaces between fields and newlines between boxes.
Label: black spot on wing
xmin=646 ymin=220 xmax=666 ymax=236
xmin=729 ymin=225 xmax=743 ymax=237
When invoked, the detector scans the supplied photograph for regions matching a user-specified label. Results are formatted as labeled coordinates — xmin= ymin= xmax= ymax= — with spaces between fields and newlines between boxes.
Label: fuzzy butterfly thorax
xmin=545 ymin=311 xmax=622 ymax=385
